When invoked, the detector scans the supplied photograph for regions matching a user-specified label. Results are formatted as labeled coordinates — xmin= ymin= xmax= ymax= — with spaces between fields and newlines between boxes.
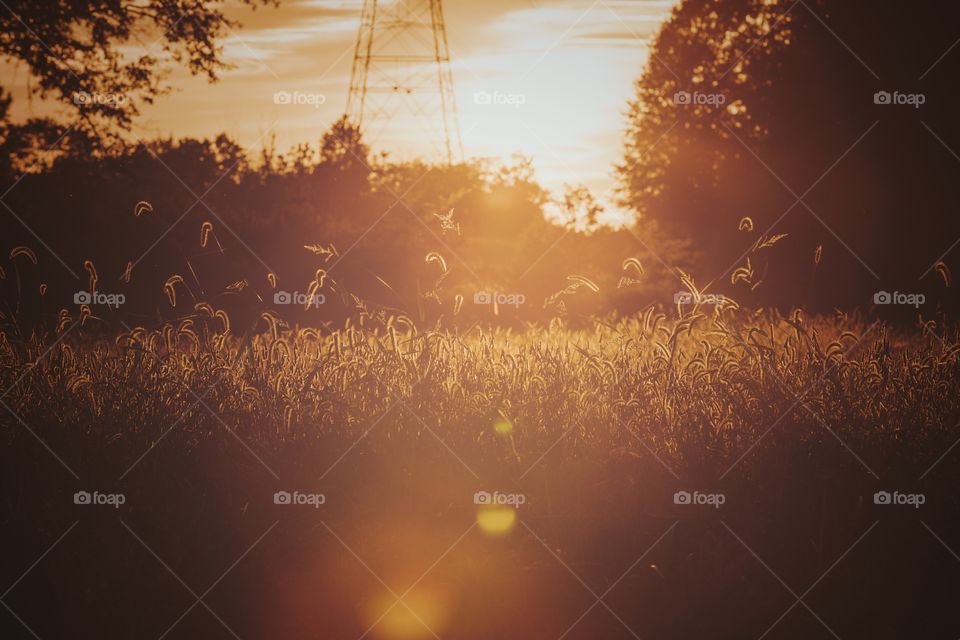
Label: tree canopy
xmin=0 ymin=0 xmax=272 ymax=164
xmin=621 ymin=0 xmax=960 ymax=313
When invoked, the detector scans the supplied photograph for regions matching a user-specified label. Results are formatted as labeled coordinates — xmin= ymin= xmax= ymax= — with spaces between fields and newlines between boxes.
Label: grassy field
xmin=4 ymin=0 xmax=960 ymax=637
xmin=2 ymin=306 xmax=959 ymax=638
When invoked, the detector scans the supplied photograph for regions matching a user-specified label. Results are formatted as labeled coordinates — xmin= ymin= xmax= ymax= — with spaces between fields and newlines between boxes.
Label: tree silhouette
xmin=0 ymin=0 xmax=273 ymax=157
xmin=621 ymin=0 xmax=960 ymax=313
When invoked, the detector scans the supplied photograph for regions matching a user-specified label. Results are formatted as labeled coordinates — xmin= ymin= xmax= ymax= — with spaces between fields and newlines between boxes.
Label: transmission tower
xmin=346 ymin=0 xmax=464 ymax=164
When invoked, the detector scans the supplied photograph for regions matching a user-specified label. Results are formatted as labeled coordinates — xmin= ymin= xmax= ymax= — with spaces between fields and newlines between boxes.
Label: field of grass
xmin=2 ymin=305 xmax=959 ymax=638
xmin=5 ymin=0 xmax=960 ymax=636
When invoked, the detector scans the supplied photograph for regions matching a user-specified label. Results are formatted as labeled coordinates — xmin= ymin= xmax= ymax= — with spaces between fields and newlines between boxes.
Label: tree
xmin=560 ymin=185 xmax=604 ymax=230
xmin=0 ymin=0 xmax=273 ymax=160
xmin=320 ymin=117 xmax=370 ymax=168
xmin=618 ymin=0 xmax=796 ymax=276
xmin=619 ymin=0 xmax=960 ymax=312
xmin=316 ymin=116 xmax=372 ymax=195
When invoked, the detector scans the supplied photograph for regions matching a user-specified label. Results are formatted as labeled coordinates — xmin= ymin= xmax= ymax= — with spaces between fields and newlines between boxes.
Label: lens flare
xmin=476 ymin=505 xmax=516 ymax=536
xmin=366 ymin=590 xmax=447 ymax=639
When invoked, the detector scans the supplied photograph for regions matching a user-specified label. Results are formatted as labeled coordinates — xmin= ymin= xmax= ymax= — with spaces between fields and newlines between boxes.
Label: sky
xmin=5 ymin=0 xmax=678 ymax=225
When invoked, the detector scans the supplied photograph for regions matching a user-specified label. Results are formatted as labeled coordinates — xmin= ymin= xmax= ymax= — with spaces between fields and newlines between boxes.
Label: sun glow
xmin=366 ymin=590 xmax=449 ymax=639
xmin=84 ymin=0 xmax=677 ymax=228
xmin=476 ymin=505 xmax=517 ymax=536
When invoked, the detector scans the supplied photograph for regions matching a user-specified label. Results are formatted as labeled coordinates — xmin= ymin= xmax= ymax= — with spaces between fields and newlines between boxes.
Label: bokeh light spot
xmin=366 ymin=590 xmax=447 ymax=639
xmin=476 ymin=505 xmax=516 ymax=536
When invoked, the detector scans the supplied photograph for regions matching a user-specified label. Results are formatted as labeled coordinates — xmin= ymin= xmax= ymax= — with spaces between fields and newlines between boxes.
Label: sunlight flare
xmin=366 ymin=590 xmax=448 ymax=639
xmin=476 ymin=505 xmax=517 ymax=536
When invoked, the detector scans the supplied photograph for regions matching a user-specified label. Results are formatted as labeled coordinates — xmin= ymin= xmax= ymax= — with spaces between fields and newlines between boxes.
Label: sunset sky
xmin=5 ymin=0 xmax=677 ymax=225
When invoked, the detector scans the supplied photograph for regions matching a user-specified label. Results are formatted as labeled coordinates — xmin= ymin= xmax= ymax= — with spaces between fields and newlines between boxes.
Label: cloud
xmin=227 ymin=0 xmax=362 ymax=33
xmin=575 ymin=30 xmax=653 ymax=45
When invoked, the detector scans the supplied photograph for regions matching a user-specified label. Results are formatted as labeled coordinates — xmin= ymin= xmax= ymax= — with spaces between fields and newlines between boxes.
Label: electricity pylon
xmin=346 ymin=0 xmax=464 ymax=164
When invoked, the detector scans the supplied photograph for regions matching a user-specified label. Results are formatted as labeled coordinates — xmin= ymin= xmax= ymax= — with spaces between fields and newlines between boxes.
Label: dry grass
xmin=3 ymin=306 xmax=958 ymax=475
xmin=2 ymin=303 xmax=959 ymax=638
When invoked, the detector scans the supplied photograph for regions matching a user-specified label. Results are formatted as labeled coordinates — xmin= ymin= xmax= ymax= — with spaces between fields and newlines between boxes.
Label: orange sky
xmin=4 ymin=0 xmax=677 ymax=225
